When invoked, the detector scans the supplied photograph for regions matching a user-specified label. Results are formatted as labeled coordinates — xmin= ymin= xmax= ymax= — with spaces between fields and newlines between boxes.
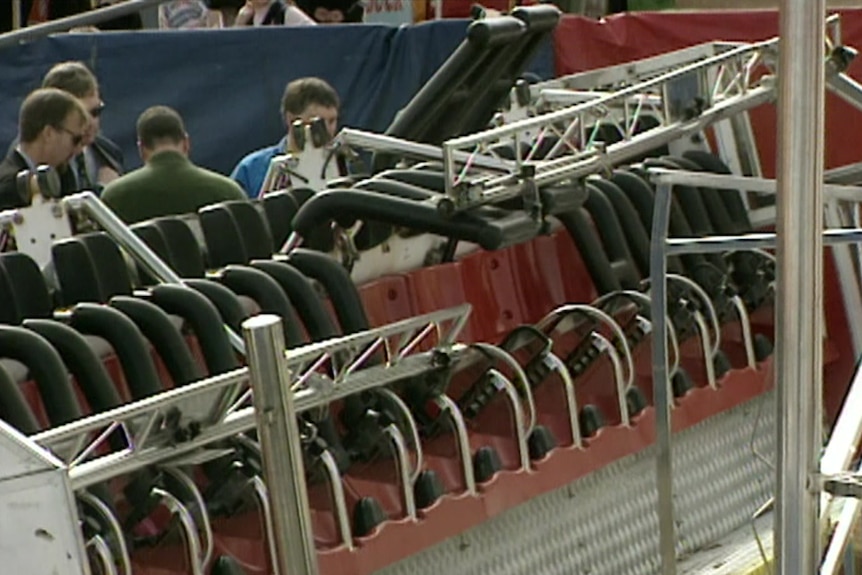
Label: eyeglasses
xmin=57 ymin=126 xmax=85 ymax=147
xmin=89 ymin=102 xmax=106 ymax=118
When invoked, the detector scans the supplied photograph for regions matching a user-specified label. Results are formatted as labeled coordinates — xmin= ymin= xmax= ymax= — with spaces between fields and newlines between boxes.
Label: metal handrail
xmin=2 ymin=0 xmax=165 ymax=50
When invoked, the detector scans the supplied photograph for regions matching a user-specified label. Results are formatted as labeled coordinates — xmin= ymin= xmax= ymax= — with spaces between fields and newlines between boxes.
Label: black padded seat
xmin=0 ymin=326 xmax=81 ymax=426
xmin=51 ymin=233 xmax=236 ymax=378
xmin=0 ymin=359 xmax=40 ymax=434
xmin=589 ymin=177 xmax=652 ymax=279
xmin=583 ymin=181 xmax=640 ymax=289
xmin=260 ymin=190 xmax=299 ymax=250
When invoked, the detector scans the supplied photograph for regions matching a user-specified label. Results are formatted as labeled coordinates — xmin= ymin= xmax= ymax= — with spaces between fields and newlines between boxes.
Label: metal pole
xmin=0 ymin=0 xmax=164 ymax=49
xmin=650 ymin=182 xmax=676 ymax=575
xmin=243 ymin=315 xmax=319 ymax=575
xmin=11 ymin=0 xmax=22 ymax=31
xmin=774 ymin=0 xmax=825 ymax=572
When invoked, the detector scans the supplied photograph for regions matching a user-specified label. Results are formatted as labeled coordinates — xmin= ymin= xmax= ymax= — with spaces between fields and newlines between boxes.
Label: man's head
xmin=18 ymin=88 xmax=89 ymax=168
xmin=281 ymin=77 xmax=340 ymax=147
xmin=42 ymin=61 xmax=105 ymax=144
xmin=136 ymin=106 xmax=190 ymax=163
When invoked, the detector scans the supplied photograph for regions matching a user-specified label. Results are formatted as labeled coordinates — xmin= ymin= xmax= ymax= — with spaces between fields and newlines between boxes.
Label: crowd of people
xmin=1 ymin=0 xmax=368 ymax=32
xmin=0 ymin=60 xmax=342 ymax=225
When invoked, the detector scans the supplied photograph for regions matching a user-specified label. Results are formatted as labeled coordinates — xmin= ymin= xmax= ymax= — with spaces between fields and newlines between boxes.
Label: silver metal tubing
xmin=0 ymin=0 xmax=165 ymax=49
xmin=335 ymin=128 xmax=514 ymax=173
xmin=318 ymin=449 xmax=354 ymax=550
xmin=543 ymin=352 xmax=583 ymax=448
xmin=730 ymin=295 xmax=757 ymax=369
xmin=446 ymin=88 xmax=774 ymax=210
xmin=649 ymin=167 xmax=862 ymax=203
xmin=536 ymin=304 xmax=636 ymax=393
xmin=485 ymin=368 xmax=531 ymax=472
xmin=692 ymin=311 xmax=717 ymax=390
xmin=591 ymin=333 xmax=630 ymax=428
xmin=279 ymin=231 xmax=303 ymax=255
xmin=162 ymin=466 xmax=214 ymax=569
xmin=775 ymin=0 xmax=826 ymax=571
xmin=250 ymin=476 xmax=282 ymax=575
xmin=827 ymin=71 xmax=862 ymax=116
xmin=822 ymin=364 xmax=862 ymax=516
xmin=376 ymin=388 xmax=424 ymax=484
xmin=77 ymin=491 xmax=132 ymax=575
xmin=11 ymin=0 xmax=21 ymax=31
xmin=87 ymin=534 xmax=118 ymax=575
xmin=825 ymin=160 xmax=862 ymax=185
xmin=649 ymin=181 xmax=677 ymax=575
xmin=64 ymin=192 xmax=247 ymax=354
xmin=469 ymin=342 xmax=537 ymax=435
xmin=67 ymin=407 xmax=256 ymax=490
xmin=667 ymin=227 xmax=862 ymax=254
xmin=822 ymin=488 xmax=862 ymax=574
xmin=152 ymin=487 xmax=205 ymax=575
xmin=824 ymin=200 xmax=862 ymax=357
xmin=33 ymin=367 xmax=252 ymax=488
xmin=541 ymin=42 xmax=728 ymax=93
xmin=446 ymin=41 xmax=774 ymax=153
xmin=434 ymin=394 xmax=477 ymax=495
xmin=243 ymin=315 xmax=319 ymax=575
xmin=591 ymin=289 xmax=682 ymax=378
xmin=384 ymin=425 xmax=418 ymax=520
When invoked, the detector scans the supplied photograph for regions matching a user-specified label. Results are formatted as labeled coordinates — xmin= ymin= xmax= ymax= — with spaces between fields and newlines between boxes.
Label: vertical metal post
xmin=774 ymin=0 xmax=825 ymax=573
xmin=243 ymin=315 xmax=319 ymax=575
xmin=12 ymin=0 xmax=22 ymax=30
xmin=650 ymin=182 xmax=676 ymax=575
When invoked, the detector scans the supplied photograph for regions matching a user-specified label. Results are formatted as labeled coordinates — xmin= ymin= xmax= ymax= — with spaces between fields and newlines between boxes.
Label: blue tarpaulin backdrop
xmin=0 ymin=21 xmax=553 ymax=175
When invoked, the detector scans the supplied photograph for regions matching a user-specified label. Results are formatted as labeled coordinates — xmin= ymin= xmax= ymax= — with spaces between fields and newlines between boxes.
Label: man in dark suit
xmin=41 ymin=61 xmax=125 ymax=194
xmin=0 ymin=88 xmax=89 ymax=210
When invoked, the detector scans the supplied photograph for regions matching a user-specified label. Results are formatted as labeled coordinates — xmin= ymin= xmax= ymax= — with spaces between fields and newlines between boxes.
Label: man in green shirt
xmin=102 ymin=106 xmax=247 ymax=224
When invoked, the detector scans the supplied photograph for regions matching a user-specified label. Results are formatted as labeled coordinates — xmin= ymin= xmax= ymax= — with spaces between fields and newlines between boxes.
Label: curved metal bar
xmin=665 ymin=274 xmax=721 ymax=356
xmin=77 ymin=490 xmax=132 ymax=575
xmin=591 ymin=333 xmax=631 ymax=427
xmin=161 ymin=466 xmax=214 ymax=569
xmin=536 ymin=303 xmax=635 ymax=392
xmin=151 ymin=487 xmax=205 ymax=575
xmin=375 ymin=388 xmax=425 ymax=484
xmin=486 ymin=368 xmax=531 ymax=471
xmin=592 ymin=289 xmax=682 ymax=377
xmin=318 ymin=449 xmax=355 ymax=551
xmin=249 ymin=475 xmax=282 ymax=575
xmin=87 ymin=534 xmax=119 ymax=575
xmin=434 ymin=394 xmax=477 ymax=495
xmin=692 ymin=310 xmax=718 ymax=389
xmin=469 ymin=342 xmax=537 ymax=435
xmin=384 ymin=425 xmax=418 ymax=520
xmin=543 ymin=352 xmax=583 ymax=448
xmin=730 ymin=295 xmax=757 ymax=369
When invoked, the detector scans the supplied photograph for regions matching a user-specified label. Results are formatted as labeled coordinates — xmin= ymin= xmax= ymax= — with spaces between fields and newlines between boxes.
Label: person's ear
xmin=182 ymin=133 xmax=191 ymax=155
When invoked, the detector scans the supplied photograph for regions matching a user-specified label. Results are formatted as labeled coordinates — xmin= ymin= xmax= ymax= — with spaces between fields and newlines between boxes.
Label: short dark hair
xmin=42 ymin=61 xmax=99 ymax=99
xmin=137 ymin=106 xmax=187 ymax=149
xmin=19 ymin=88 xmax=88 ymax=143
xmin=281 ymin=77 xmax=340 ymax=118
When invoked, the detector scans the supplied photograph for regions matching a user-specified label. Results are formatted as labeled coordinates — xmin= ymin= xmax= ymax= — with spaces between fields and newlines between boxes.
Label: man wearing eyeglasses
xmin=41 ymin=61 xmax=125 ymax=194
xmin=0 ymin=88 xmax=89 ymax=209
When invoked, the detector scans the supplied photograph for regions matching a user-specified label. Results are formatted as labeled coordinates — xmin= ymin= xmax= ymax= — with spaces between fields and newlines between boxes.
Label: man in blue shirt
xmin=231 ymin=77 xmax=339 ymax=198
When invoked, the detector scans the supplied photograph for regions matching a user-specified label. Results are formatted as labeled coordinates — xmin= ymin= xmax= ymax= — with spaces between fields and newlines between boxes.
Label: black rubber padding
xmin=0 ymin=325 xmax=81 ymax=426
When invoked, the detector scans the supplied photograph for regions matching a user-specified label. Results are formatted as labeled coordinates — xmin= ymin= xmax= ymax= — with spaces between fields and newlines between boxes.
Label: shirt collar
xmin=15 ymin=146 xmax=37 ymax=171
